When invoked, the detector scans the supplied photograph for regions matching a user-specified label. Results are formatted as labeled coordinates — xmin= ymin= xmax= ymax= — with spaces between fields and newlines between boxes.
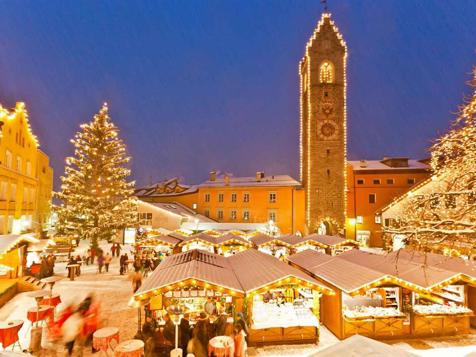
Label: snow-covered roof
xmin=199 ymin=174 xmax=301 ymax=188
xmin=135 ymin=177 xmax=198 ymax=197
xmin=348 ymin=158 xmax=430 ymax=171
xmin=138 ymin=200 xmax=214 ymax=223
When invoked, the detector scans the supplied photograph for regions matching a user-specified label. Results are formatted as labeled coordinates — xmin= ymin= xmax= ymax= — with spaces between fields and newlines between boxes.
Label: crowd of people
xmin=28 ymin=254 xmax=56 ymax=279
xmin=141 ymin=298 xmax=248 ymax=357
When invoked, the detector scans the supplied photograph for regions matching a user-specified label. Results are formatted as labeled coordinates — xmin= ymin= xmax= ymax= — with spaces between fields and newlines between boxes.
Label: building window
xmin=16 ymin=157 xmax=22 ymax=172
xmin=5 ymin=150 xmax=12 ymax=169
xmin=373 ymin=179 xmax=381 ymax=185
xmin=204 ymin=209 xmax=210 ymax=218
xmin=375 ymin=215 xmax=382 ymax=224
xmin=243 ymin=193 xmax=250 ymax=203
xmin=356 ymin=179 xmax=364 ymax=185
xmin=243 ymin=210 xmax=250 ymax=221
xmin=26 ymin=161 xmax=32 ymax=176
xmin=231 ymin=193 xmax=237 ymax=203
xmin=30 ymin=188 xmax=35 ymax=203
xmin=204 ymin=193 xmax=210 ymax=203
xmin=369 ymin=193 xmax=376 ymax=204
xmin=356 ymin=216 xmax=363 ymax=224
xmin=0 ymin=182 xmax=7 ymax=200
xmin=319 ymin=61 xmax=334 ymax=83
xmin=217 ymin=210 xmax=224 ymax=220
xmin=192 ymin=203 xmax=197 ymax=210
xmin=269 ymin=192 xmax=277 ymax=203
xmin=386 ymin=178 xmax=394 ymax=185
xmin=408 ymin=178 xmax=416 ymax=185
xmin=218 ymin=193 xmax=224 ymax=203
xmin=268 ymin=210 xmax=277 ymax=223
xmin=230 ymin=210 xmax=237 ymax=220
xmin=10 ymin=184 xmax=16 ymax=201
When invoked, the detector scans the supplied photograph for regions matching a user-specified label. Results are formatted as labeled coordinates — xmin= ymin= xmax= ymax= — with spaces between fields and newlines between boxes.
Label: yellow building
xmin=0 ymin=102 xmax=53 ymax=235
xmin=136 ymin=171 xmax=305 ymax=235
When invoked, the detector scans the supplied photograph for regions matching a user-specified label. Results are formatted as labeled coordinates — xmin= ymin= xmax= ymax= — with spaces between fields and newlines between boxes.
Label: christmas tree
xmin=56 ymin=103 xmax=137 ymax=250
xmin=384 ymin=69 xmax=476 ymax=256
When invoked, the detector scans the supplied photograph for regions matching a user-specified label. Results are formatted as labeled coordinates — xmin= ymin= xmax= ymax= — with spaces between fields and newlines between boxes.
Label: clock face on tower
xmin=318 ymin=121 xmax=338 ymax=140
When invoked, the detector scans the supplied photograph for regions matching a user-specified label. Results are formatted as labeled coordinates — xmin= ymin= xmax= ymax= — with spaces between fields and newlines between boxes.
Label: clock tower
xmin=300 ymin=12 xmax=347 ymax=234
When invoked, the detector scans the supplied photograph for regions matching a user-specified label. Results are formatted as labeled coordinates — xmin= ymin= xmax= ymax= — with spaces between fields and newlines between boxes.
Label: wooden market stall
xmin=300 ymin=234 xmax=359 ymax=255
xmin=177 ymin=233 xmax=218 ymax=253
xmin=134 ymin=248 xmax=334 ymax=347
xmin=227 ymin=249 xmax=334 ymax=346
xmin=250 ymin=234 xmax=293 ymax=260
xmin=288 ymin=249 xmax=476 ymax=340
xmin=135 ymin=234 xmax=182 ymax=256
xmin=215 ymin=233 xmax=253 ymax=256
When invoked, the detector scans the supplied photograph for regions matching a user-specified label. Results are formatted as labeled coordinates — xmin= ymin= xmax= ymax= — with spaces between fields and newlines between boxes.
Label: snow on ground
xmin=0 ymin=239 xmax=475 ymax=356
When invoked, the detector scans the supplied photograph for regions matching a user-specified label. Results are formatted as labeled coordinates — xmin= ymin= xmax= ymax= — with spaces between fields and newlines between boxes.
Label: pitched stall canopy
xmin=134 ymin=249 xmax=333 ymax=302
xmin=250 ymin=233 xmax=294 ymax=259
xmin=178 ymin=233 xmax=218 ymax=253
xmin=215 ymin=233 xmax=253 ymax=256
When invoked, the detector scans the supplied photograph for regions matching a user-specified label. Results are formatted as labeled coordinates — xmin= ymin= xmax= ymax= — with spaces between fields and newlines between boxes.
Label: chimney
xmin=224 ymin=173 xmax=230 ymax=186
xmin=209 ymin=170 xmax=217 ymax=181
xmin=256 ymin=171 xmax=265 ymax=182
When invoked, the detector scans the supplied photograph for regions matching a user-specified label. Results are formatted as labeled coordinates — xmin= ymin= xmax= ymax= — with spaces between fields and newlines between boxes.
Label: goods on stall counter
xmin=252 ymin=301 xmax=319 ymax=329
xmin=413 ymin=304 xmax=472 ymax=315
xmin=343 ymin=306 xmax=404 ymax=319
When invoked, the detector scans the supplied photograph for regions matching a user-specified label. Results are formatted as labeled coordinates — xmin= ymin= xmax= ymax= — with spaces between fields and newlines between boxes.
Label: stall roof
xmin=0 ymin=234 xmax=39 ymax=254
xmin=277 ymin=235 xmax=305 ymax=246
xmin=215 ymin=234 xmax=252 ymax=246
xmin=136 ymin=249 xmax=242 ymax=296
xmin=338 ymin=250 xmax=460 ymax=289
xmin=135 ymin=249 xmax=334 ymax=300
xmin=288 ymin=250 xmax=388 ymax=293
xmin=249 ymin=233 xmax=274 ymax=246
xmin=138 ymin=235 xmax=181 ymax=247
xmin=304 ymin=234 xmax=357 ymax=247
xmin=178 ymin=233 xmax=218 ymax=246
xmin=228 ymin=249 xmax=334 ymax=294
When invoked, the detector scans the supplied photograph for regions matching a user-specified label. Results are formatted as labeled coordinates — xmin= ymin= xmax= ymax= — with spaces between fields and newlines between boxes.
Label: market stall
xmin=134 ymin=248 xmax=334 ymax=347
xmin=134 ymin=234 xmax=181 ymax=256
xmin=250 ymin=234 xmax=293 ymax=260
xmin=290 ymin=249 xmax=476 ymax=339
xmin=215 ymin=234 xmax=252 ymax=256
xmin=177 ymin=233 xmax=218 ymax=253
xmin=302 ymin=234 xmax=359 ymax=255
xmin=227 ymin=249 xmax=334 ymax=346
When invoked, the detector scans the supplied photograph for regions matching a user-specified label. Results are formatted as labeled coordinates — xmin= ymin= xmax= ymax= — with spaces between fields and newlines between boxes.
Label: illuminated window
xmin=319 ymin=61 xmax=334 ymax=84
xmin=243 ymin=210 xmax=250 ymax=221
xmin=407 ymin=178 xmax=416 ymax=185
xmin=5 ymin=150 xmax=12 ymax=169
xmin=268 ymin=210 xmax=277 ymax=222
xmin=375 ymin=215 xmax=382 ymax=224
xmin=16 ymin=157 xmax=22 ymax=172
xmin=356 ymin=216 xmax=363 ymax=224
xmin=230 ymin=210 xmax=237 ymax=220
xmin=269 ymin=192 xmax=277 ymax=203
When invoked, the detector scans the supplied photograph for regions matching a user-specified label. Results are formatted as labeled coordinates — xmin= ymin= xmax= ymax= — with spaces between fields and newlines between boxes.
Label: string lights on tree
xmin=56 ymin=103 xmax=137 ymax=250
xmin=384 ymin=69 xmax=476 ymax=256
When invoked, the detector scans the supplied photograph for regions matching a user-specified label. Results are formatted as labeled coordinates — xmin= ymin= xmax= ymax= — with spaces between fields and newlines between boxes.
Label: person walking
xmin=62 ymin=308 xmax=86 ymax=355
xmin=129 ymin=268 xmax=143 ymax=293
xmin=111 ymin=244 xmax=116 ymax=257
xmin=233 ymin=324 xmax=247 ymax=357
xmin=97 ymin=253 xmax=105 ymax=274
xmin=115 ymin=243 xmax=122 ymax=257
xmin=104 ymin=253 xmax=112 ymax=273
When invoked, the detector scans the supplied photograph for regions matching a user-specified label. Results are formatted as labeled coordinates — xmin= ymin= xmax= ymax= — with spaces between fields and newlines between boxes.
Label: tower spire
xmin=321 ymin=0 xmax=329 ymax=12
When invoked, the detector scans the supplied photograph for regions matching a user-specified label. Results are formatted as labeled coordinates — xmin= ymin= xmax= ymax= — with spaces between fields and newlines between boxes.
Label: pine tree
xmin=384 ymin=69 xmax=476 ymax=255
xmin=56 ymin=103 xmax=137 ymax=250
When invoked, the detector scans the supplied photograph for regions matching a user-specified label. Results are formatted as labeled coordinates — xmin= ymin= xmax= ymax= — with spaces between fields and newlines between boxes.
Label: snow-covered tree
xmin=384 ymin=70 xmax=476 ymax=255
xmin=56 ymin=103 xmax=137 ymax=249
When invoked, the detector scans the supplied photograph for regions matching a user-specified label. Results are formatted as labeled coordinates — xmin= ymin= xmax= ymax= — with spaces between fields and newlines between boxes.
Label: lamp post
xmin=167 ymin=304 xmax=184 ymax=356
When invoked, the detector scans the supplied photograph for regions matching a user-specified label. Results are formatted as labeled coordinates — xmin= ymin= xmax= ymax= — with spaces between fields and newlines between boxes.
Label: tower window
xmin=369 ymin=193 xmax=376 ymax=204
xmin=327 ymin=169 xmax=330 ymax=178
xmin=319 ymin=61 xmax=334 ymax=84
xmin=326 ymin=149 xmax=330 ymax=156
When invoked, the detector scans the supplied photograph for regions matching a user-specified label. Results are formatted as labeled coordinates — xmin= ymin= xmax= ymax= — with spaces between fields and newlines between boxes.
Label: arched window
xmin=319 ymin=61 xmax=334 ymax=83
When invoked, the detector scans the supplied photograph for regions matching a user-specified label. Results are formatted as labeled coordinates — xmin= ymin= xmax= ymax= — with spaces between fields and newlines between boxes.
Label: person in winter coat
xmin=129 ymin=268 xmax=143 ymax=293
xmin=214 ymin=308 xmax=228 ymax=336
xmin=62 ymin=309 xmax=85 ymax=355
xmin=233 ymin=324 xmax=247 ymax=357
xmin=179 ymin=313 xmax=191 ymax=353
xmin=104 ymin=253 xmax=112 ymax=273
xmin=97 ymin=253 xmax=105 ymax=274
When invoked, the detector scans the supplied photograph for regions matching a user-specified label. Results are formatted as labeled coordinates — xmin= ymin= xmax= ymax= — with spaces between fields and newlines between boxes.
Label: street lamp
xmin=167 ymin=304 xmax=184 ymax=355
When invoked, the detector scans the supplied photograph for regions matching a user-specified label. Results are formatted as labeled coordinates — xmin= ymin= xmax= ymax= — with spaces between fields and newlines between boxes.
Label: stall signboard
xmin=123 ymin=228 xmax=136 ymax=244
